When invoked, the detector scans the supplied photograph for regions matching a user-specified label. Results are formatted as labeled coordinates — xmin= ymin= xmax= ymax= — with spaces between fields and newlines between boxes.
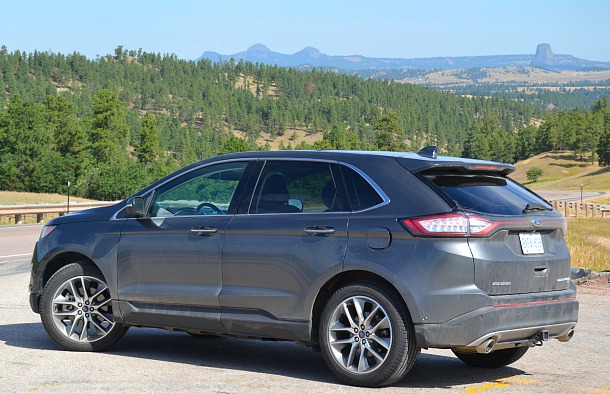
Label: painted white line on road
xmin=0 ymin=253 xmax=33 ymax=259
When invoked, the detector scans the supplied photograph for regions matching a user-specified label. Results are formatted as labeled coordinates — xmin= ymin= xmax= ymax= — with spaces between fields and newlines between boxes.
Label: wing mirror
xmin=125 ymin=197 xmax=146 ymax=217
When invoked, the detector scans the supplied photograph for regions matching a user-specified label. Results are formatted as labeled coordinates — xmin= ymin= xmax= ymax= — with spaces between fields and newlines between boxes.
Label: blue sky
xmin=2 ymin=0 xmax=609 ymax=61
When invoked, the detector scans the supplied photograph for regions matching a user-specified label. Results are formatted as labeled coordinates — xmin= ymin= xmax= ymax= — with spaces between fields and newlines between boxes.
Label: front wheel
xmin=39 ymin=262 xmax=128 ymax=351
xmin=319 ymin=281 xmax=417 ymax=387
xmin=452 ymin=347 xmax=529 ymax=368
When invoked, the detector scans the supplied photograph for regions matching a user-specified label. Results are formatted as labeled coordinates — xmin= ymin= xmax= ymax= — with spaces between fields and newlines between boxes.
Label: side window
xmin=341 ymin=165 xmax=384 ymax=211
xmin=251 ymin=161 xmax=342 ymax=214
xmin=149 ymin=162 xmax=248 ymax=217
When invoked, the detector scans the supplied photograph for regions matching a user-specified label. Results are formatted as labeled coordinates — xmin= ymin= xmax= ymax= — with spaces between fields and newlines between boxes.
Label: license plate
xmin=519 ymin=233 xmax=544 ymax=254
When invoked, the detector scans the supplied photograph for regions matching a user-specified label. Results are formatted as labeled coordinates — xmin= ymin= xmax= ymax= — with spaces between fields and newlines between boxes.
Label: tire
xmin=319 ymin=281 xmax=417 ymax=387
xmin=452 ymin=347 xmax=529 ymax=368
xmin=39 ymin=262 xmax=128 ymax=351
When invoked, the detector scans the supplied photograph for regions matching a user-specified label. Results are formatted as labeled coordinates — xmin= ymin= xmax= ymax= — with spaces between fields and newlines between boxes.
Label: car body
xmin=29 ymin=148 xmax=578 ymax=387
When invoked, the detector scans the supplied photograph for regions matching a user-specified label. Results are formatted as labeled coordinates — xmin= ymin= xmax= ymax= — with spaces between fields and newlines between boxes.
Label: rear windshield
xmin=426 ymin=174 xmax=551 ymax=215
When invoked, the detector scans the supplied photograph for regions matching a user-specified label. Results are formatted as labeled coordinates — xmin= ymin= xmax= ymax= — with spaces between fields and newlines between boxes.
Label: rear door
xmin=220 ymin=160 xmax=350 ymax=339
xmin=425 ymin=172 xmax=571 ymax=296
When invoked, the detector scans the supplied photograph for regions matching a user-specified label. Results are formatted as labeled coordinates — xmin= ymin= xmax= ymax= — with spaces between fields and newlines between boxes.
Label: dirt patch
xmin=574 ymin=272 xmax=610 ymax=295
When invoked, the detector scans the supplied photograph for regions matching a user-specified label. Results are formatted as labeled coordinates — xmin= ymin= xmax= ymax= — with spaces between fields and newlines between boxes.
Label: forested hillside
xmin=0 ymin=45 xmax=608 ymax=200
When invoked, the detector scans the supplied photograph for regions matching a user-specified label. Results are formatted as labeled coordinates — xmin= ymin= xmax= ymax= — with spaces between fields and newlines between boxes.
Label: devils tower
xmin=531 ymin=43 xmax=556 ymax=67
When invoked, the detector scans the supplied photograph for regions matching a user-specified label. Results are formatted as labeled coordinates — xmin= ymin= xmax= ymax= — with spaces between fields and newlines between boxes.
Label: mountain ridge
xmin=197 ymin=43 xmax=610 ymax=71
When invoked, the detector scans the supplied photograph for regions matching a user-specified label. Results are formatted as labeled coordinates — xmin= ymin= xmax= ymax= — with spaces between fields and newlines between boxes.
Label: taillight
xmin=401 ymin=213 xmax=497 ymax=237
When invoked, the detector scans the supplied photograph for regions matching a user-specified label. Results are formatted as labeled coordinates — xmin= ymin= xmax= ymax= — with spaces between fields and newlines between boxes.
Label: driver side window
xmin=149 ymin=162 xmax=248 ymax=217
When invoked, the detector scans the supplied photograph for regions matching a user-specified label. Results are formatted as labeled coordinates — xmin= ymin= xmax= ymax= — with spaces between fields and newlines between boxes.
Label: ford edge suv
xmin=29 ymin=147 xmax=578 ymax=387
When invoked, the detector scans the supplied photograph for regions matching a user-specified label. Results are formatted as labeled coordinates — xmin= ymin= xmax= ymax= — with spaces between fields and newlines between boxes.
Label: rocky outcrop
xmin=531 ymin=43 xmax=555 ymax=67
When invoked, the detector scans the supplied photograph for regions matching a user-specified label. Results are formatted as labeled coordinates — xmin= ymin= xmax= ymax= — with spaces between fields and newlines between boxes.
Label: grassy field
xmin=511 ymin=151 xmax=610 ymax=191
xmin=567 ymin=218 xmax=610 ymax=271
xmin=0 ymin=191 xmax=93 ymax=205
xmin=0 ymin=192 xmax=96 ymax=225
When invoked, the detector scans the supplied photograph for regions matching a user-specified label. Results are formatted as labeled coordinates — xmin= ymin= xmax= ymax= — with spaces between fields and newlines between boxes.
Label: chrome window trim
xmin=114 ymin=156 xmax=390 ymax=219
xmin=247 ymin=158 xmax=351 ymax=215
xmin=338 ymin=161 xmax=390 ymax=213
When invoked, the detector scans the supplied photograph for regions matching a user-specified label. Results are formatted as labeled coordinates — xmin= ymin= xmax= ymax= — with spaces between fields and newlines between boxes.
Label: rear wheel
xmin=452 ymin=347 xmax=529 ymax=368
xmin=319 ymin=281 xmax=417 ymax=387
xmin=40 ymin=262 xmax=128 ymax=351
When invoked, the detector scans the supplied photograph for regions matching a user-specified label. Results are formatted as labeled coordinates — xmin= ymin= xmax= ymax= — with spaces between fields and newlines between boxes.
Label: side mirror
xmin=125 ymin=197 xmax=146 ymax=217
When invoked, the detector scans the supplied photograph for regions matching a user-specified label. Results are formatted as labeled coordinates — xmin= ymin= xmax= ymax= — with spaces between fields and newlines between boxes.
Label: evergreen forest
xmin=1 ymin=45 xmax=609 ymax=200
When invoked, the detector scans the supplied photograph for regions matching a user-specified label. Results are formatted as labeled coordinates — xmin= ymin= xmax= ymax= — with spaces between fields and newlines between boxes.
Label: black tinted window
xmin=428 ymin=174 xmax=551 ymax=215
xmin=341 ymin=166 xmax=384 ymax=211
xmin=251 ymin=161 xmax=345 ymax=214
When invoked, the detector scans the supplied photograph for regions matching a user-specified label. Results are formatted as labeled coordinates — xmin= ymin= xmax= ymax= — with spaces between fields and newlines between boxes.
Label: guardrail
xmin=549 ymin=200 xmax=610 ymax=218
xmin=0 ymin=202 xmax=117 ymax=225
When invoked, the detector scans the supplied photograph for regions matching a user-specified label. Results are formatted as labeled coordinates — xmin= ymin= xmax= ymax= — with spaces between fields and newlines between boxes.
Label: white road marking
xmin=0 ymin=253 xmax=33 ymax=259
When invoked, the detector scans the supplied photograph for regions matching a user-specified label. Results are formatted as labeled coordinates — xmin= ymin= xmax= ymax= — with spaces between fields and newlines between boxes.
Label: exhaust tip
xmin=558 ymin=329 xmax=575 ymax=342
xmin=476 ymin=338 xmax=496 ymax=354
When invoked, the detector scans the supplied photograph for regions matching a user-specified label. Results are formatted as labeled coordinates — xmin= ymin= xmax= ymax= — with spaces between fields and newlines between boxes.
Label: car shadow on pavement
xmin=1 ymin=323 xmax=525 ymax=388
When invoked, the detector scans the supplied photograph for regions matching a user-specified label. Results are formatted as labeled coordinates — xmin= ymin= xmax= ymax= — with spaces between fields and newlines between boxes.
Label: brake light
xmin=401 ymin=213 xmax=496 ymax=237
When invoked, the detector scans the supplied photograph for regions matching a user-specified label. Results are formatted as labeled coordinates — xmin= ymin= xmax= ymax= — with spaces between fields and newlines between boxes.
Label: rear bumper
xmin=414 ymin=288 xmax=578 ymax=349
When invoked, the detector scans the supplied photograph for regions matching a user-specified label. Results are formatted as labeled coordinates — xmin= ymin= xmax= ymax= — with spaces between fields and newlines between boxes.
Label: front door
xmin=117 ymin=161 xmax=251 ymax=330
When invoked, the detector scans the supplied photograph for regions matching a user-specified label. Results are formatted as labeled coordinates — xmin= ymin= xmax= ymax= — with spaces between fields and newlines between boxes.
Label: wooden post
xmin=15 ymin=214 xmax=22 ymax=224
xmin=37 ymin=213 xmax=44 ymax=223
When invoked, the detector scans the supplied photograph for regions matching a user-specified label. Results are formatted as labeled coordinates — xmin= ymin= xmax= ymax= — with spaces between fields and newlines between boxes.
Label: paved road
xmin=536 ymin=190 xmax=608 ymax=203
xmin=0 ymin=224 xmax=40 ymax=258
xmin=1 ymin=267 xmax=609 ymax=391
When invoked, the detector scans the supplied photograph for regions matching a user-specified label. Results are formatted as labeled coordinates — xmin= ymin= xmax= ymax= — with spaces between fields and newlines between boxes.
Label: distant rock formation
xmin=196 ymin=43 xmax=610 ymax=71
xmin=531 ymin=43 xmax=555 ymax=67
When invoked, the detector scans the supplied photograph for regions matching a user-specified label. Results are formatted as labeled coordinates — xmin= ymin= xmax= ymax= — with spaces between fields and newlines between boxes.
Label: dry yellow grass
xmin=0 ymin=191 xmax=94 ymax=205
xmin=512 ymin=151 xmax=610 ymax=191
xmin=566 ymin=218 xmax=610 ymax=271
xmin=0 ymin=192 xmax=97 ymax=225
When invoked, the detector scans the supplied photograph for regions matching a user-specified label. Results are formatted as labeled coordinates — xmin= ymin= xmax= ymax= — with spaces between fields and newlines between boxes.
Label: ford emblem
xmin=532 ymin=218 xmax=543 ymax=227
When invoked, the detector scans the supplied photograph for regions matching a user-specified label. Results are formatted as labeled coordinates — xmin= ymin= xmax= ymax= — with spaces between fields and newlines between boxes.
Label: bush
xmin=526 ymin=167 xmax=544 ymax=182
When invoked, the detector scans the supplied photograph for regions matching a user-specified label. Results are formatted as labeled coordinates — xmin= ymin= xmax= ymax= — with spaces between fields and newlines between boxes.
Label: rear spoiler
xmin=398 ymin=147 xmax=515 ymax=176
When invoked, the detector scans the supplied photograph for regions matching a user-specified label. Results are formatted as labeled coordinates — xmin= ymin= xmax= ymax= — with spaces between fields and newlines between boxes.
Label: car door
xmin=220 ymin=160 xmax=350 ymax=340
xmin=116 ymin=160 xmax=252 ymax=331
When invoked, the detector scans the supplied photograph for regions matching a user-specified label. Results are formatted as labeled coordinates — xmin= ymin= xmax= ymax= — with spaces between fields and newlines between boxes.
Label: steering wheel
xmin=196 ymin=202 xmax=223 ymax=215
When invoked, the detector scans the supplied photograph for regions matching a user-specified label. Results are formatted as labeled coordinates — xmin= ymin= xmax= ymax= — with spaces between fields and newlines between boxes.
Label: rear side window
xmin=341 ymin=166 xmax=384 ymax=211
xmin=427 ymin=174 xmax=551 ymax=215
xmin=250 ymin=161 xmax=346 ymax=214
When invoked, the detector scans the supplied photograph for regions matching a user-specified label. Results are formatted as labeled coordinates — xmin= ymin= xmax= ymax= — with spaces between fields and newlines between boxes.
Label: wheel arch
xmin=310 ymin=270 xmax=414 ymax=349
xmin=40 ymin=252 xmax=99 ymax=292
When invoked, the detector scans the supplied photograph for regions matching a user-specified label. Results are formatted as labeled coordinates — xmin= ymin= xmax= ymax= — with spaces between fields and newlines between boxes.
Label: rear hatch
xmin=399 ymin=158 xmax=571 ymax=296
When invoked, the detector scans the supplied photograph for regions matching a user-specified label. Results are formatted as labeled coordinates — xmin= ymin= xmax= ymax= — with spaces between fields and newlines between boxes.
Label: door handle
xmin=191 ymin=226 xmax=218 ymax=236
xmin=305 ymin=226 xmax=335 ymax=236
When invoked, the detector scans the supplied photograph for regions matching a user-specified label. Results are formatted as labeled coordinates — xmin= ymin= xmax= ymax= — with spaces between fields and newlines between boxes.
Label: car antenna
xmin=417 ymin=146 xmax=438 ymax=159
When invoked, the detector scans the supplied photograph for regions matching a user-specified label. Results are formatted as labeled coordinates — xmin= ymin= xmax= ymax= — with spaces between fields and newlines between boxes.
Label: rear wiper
xmin=523 ymin=203 xmax=553 ymax=213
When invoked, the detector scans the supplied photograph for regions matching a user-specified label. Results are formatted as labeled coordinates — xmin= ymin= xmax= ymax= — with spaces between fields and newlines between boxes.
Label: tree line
xmin=461 ymin=97 xmax=610 ymax=164
xmin=0 ymin=45 xmax=608 ymax=200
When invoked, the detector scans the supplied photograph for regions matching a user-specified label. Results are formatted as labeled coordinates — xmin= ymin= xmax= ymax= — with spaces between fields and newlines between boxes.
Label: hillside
xmin=513 ymin=151 xmax=610 ymax=197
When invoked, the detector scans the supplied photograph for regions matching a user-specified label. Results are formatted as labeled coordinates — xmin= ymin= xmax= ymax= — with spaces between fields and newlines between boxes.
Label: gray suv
xmin=29 ymin=148 xmax=578 ymax=387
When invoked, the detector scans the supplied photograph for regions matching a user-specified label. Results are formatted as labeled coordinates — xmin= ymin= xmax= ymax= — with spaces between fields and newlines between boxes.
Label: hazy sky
xmin=2 ymin=0 xmax=609 ymax=61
